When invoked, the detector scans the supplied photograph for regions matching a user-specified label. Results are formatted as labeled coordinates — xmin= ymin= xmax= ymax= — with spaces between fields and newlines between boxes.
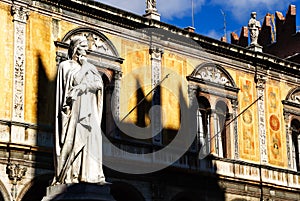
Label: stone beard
xmin=53 ymin=36 xmax=106 ymax=185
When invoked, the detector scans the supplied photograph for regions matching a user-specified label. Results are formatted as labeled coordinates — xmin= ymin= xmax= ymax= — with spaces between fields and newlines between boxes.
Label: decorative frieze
xmin=194 ymin=66 xmax=232 ymax=86
xmin=284 ymin=112 xmax=293 ymax=169
xmin=112 ymin=71 xmax=122 ymax=138
xmin=150 ymin=46 xmax=163 ymax=144
xmin=11 ymin=5 xmax=29 ymax=121
xmin=256 ymin=75 xmax=268 ymax=163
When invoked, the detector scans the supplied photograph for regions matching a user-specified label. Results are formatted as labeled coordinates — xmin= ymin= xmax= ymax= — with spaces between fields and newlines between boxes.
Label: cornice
xmin=7 ymin=0 xmax=300 ymax=78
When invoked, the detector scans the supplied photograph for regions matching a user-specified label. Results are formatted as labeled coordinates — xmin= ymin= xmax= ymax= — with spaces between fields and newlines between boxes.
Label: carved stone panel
xmin=256 ymin=76 xmax=268 ymax=164
xmin=193 ymin=66 xmax=232 ymax=86
xmin=11 ymin=5 xmax=29 ymax=121
xmin=150 ymin=46 xmax=163 ymax=145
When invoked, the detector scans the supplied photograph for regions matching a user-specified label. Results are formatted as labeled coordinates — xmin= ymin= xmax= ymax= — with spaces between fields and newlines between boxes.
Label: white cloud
xmin=98 ymin=0 xmax=206 ymax=20
xmin=211 ymin=0 xmax=297 ymax=22
xmin=158 ymin=0 xmax=206 ymax=19
xmin=205 ymin=29 xmax=222 ymax=40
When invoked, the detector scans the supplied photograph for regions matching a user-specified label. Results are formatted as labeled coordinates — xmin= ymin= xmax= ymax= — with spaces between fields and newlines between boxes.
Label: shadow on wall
xmin=19 ymin=54 xmax=56 ymax=201
xmin=104 ymin=84 xmax=225 ymax=201
xmin=18 ymin=54 xmax=225 ymax=201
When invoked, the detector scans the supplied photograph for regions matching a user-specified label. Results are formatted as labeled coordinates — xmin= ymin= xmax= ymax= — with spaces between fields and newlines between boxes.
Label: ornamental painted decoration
xmin=270 ymin=114 xmax=280 ymax=131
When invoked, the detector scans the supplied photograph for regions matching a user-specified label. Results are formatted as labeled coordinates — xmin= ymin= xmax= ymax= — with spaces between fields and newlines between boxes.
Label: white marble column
xmin=256 ymin=75 xmax=268 ymax=164
xmin=284 ymin=112 xmax=293 ymax=169
xmin=150 ymin=46 xmax=163 ymax=145
xmin=113 ymin=71 xmax=122 ymax=138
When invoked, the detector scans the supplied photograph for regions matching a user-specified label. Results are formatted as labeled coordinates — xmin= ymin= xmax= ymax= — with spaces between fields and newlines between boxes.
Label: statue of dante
xmin=146 ymin=0 xmax=157 ymax=11
xmin=53 ymin=35 xmax=106 ymax=185
xmin=248 ymin=12 xmax=261 ymax=46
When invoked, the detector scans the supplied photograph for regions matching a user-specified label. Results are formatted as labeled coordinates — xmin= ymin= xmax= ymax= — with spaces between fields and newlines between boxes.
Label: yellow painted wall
xmin=265 ymin=80 xmax=288 ymax=167
xmin=25 ymin=12 xmax=77 ymax=124
xmin=1 ymin=1 xmax=297 ymax=169
xmin=237 ymin=73 xmax=260 ymax=162
xmin=0 ymin=3 xmax=13 ymax=120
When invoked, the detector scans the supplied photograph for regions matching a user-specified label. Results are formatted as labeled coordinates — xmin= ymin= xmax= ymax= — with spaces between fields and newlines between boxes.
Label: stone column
xmin=112 ymin=71 xmax=122 ymax=138
xmin=150 ymin=46 xmax=164 ymax=145
xmin=284 ymin=111 xmax=293 ymax=169
xmin=232 ymin=99 xmax=239 ymax=159
xmin=10 ymin=4 xmax=29 ymax=143
xmin=213 ymin=110 xmax=221 ymax=157
xmin=188 ymin=84 xmax=198 ymax=152
xmin=256 ymin=75 xmax=268 ymax=164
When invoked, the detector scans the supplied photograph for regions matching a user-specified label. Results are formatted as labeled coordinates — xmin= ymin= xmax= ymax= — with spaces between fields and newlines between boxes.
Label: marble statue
xmin=53 ymin=35 xmax=106 ymax=185
xmin=146 ymin=0 xmax=157 ymax=11
xmin=248 ymin=12 xmax=261 ymax=46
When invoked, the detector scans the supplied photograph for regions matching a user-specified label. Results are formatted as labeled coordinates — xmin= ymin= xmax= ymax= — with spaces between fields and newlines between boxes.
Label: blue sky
xmin=99 ymin=0 xmax=300 ymax=42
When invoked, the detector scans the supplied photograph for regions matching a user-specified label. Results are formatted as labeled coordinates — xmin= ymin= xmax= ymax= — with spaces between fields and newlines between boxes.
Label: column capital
xmin=149 ymin=46 xmax=164 ymax=60
xmin=11 ymin=5 xmax=29 ymax=23
xmin=255 ymin=74 xmax=267 ymax=89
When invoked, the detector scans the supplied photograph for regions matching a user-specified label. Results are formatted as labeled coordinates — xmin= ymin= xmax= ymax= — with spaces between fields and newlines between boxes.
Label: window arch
xmin=187 ymin=62 xmax=239 ymax=159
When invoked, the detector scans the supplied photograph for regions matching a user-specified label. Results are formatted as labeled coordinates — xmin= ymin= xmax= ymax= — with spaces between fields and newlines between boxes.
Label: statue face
xmin=76 ymin=40 xmax=88 ymax=57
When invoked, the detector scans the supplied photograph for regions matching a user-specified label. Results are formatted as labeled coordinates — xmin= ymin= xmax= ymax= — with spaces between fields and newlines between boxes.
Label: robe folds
xmin=54 ymin=59 xmax=105 ymax=184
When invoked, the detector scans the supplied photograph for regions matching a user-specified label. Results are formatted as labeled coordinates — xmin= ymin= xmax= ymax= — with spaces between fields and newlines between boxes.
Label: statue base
xmin=41 ymin=183 xmax=115 ymax=201
xmin=143 ymin=10 xmax=160 ymax=21
xmin=248 ymin=44 xmax=263 ymax=52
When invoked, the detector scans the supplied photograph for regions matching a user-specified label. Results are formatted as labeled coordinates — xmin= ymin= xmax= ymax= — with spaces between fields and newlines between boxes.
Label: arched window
xmin=187 ymin=62 xmax=239 ymax=159
xmin=291 ymin=119 xmax=300 ymax=171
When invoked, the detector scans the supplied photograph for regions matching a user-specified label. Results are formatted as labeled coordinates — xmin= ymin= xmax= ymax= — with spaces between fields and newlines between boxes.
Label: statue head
xmin=251 ymin=12 xmax=257 ymax=19
xmin=68 ymin=36 xmax=89 ymax=60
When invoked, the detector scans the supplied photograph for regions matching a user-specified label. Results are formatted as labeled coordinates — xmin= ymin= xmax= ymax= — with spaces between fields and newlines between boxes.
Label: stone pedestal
xmin=143 ymin=10 xmax=160 ymax=21
xmin=248 ymin=44 xmax=263 ymax=52
xmin=42 ymin=183 xmax=115 ymax=201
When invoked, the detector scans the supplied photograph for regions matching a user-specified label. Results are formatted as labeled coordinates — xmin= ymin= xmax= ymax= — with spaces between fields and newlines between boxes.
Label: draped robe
xmin=54 ymin=59 xmax=105 ymax=184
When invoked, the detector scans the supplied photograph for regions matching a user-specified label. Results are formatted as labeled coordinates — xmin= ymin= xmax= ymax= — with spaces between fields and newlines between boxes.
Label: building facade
xmin=0 ymin=0 xmax=299 ymax=200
